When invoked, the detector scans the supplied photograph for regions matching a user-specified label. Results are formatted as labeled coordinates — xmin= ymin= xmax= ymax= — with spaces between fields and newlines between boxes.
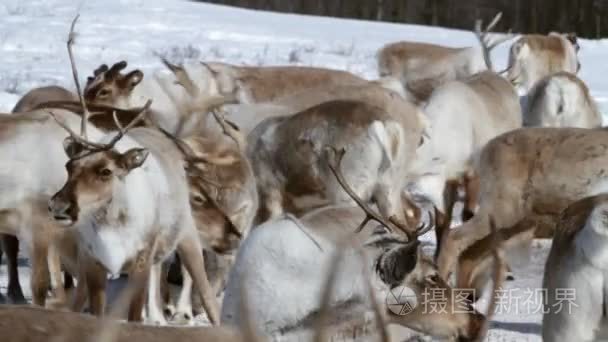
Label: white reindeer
xmin=522 ymin=71 xmax=601 ymax=128
xmin=542 ymin=194 xmax=608 ymax=342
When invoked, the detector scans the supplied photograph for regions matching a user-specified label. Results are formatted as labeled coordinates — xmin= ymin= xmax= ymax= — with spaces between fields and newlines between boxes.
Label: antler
xmin=211 ymin=109 xmax=246 ymax=152
xmin=66 ymin=14 xmax=91 ymax=139
xmin=48 ymin=99 xmax=152 ymax=152
xmin=474 ymin=12 xmax=515 ymax=72
xmin=324 ymin=146 xmax=432 ymax=241
xmin=55 ymin=14 xmax=153 ymax=153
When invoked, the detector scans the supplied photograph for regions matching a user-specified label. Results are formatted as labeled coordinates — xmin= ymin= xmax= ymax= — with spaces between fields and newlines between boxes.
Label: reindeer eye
xmin=192 ymin=194 xmax=205 ymax=205
xmin=98 ymin=89 xmax=111 ymax=98
xmin=98 ymin=168 xmax=112 ymax=178
xmin=427 ymin=274 xmax=440 ymax=284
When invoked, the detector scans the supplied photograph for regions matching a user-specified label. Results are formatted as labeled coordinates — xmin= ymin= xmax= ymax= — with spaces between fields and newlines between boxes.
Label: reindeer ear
xmin=121 ymin=70 xmax=143 ymax=90
xmin=566 ymin=33 xmax=580 ymax=52
xmin=120 ymin=148 xmax=149 ymax=171
xmin=63 ymin=137 xmax=86 ymax=159
xmin=375 ymin=241 xmax=419 ymax=288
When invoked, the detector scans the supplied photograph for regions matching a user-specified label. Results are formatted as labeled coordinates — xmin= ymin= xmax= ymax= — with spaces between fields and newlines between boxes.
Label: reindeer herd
xmin=0 ymin=11 xmax=605 ymax=342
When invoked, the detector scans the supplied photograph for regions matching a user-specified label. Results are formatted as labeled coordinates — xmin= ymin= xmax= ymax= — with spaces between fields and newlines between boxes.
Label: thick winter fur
xmin=523 ymin=71 xmax=601 ymax=128
xmin=222 ymin=206 xmax=485 ymax=340
xmin=203 ymin=62 xmax=368 ymax=103
xmin=409 ymin=71 xmax=521 ymax=247
xmin=377 ymin=41 xmax=486 ymax=103
xmin=247 ymin=100 xmax=414 ymax=228
xmin=506 ymin=33 xmax=580 ymax=93
xmin=48 ymin=126 xmax=221 ymax=324
xmin=205 ymin=81 xmax=425 ymax=141
xmin=542 ymin=194 xmax=608 ymax=342
xmin=438 ymin=127 xmax=608 ymax=282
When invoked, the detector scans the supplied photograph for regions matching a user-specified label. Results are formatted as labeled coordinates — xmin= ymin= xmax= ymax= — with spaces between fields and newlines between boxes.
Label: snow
xmin=0 ymin=0 xmax=602 ymax=340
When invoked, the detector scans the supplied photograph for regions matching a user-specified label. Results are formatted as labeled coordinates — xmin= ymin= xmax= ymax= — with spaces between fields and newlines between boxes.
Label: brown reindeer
xmin=377 ymin=12 xmax=513 ymax=104
xmin=437 ymin=126 xmax=608 ymax=285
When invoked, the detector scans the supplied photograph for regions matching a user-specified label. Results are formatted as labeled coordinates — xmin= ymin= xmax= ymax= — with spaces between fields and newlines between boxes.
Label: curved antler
xmin=324 ymin=146 xmax=432 ymax=242
xmin=474 ymin=12 xmax=516 ymax=72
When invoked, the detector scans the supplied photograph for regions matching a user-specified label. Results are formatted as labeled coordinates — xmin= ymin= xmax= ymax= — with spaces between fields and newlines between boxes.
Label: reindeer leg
xmin=71 ymin=273 xmax=88 ymax=313
xmin=82 ymin=253 xmax=107 ymax=316
xmin=160 ymin=260 xmax=175 ymax=317
xmin=435 ymin=180 xmax=459 ymax=260
xmin=47 ymin=243 xmax=67 ymax=308
xmin=126 ymin=252 xmax=152 ymax=323
xmin=1 ymin=235 xmax=26 ymax=304
xmin=177 ymin=234 xmax=220 ymax=325
xmin=172 ymin=262 xmax=194 ymax=324
xmin=462 ymin=172 xmax=479 ymax=222
xmin=30 ymin=240 xmax=50 ymax=307
xmin=145 ymin=263 xmax=166 ymax=325
xmin=438 ymin=213 xmax=494 ymax=281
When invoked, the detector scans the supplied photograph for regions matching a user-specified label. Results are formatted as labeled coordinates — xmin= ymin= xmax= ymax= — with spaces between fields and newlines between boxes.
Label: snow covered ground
xmin=0 ymin=0 xmax=602 ymax=341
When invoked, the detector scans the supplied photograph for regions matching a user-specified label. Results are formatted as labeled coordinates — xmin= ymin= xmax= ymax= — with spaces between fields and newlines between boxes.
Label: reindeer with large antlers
xmin=377 ymin=12 xmax=514 ymax=104
xmin=222 ymin=146 xmax=503 ymax=341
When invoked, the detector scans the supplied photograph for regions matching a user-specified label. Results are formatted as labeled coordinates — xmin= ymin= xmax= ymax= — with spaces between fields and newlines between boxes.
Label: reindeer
xmin=246 ymin=99 xmax=423 ymax=229
xmin=542 ymin=194 xmax=608 ymax=342
xmin=522 ymin=71 xmax=601 ymax=129
xmin=437 ymin=127 xmax=608 ymax=287
xmin=376 ymin=12 xmax=513 ymax=104
xmin=506 ymin=32 xmax=580 ymax=93
xmin=410 ymin=69 xmax=522 ymax=256
xmin=83 ymin=59 xmax=367 ymax=137
xmin=0 ymin=84 xmax=79 ymax=305
xmin=222 ymin=147 xmax=502 ymax=341
xmin=159 ymin=127 xmax=258 ymax=323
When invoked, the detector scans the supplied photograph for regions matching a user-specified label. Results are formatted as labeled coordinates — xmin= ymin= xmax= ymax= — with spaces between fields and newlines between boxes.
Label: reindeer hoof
xmin=163 ymin=304 xmax=176 ymax=317
xmin=170 ymin=311 xmax=194 ymax=325
xmin=506 ymin=271 xmax=515 ymax=281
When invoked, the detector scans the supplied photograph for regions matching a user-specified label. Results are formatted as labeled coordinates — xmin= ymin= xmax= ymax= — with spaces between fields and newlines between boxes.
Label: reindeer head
xmin=365 ymin=228 xmax=487 ymax=341
xmin=84 ymin=61 xmax=144 ymax=107
xmin=48 ymin=139 xmax=148 ymax=225
xmin=506 ymin=32 xmax=581 ymax=92
xmin=47 ymin=96 xmax=152 ymax=226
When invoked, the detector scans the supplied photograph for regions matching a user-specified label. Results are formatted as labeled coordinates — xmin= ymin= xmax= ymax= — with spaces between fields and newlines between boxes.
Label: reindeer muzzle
xmin=48 ymin=196 xmax=77 ymax=226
